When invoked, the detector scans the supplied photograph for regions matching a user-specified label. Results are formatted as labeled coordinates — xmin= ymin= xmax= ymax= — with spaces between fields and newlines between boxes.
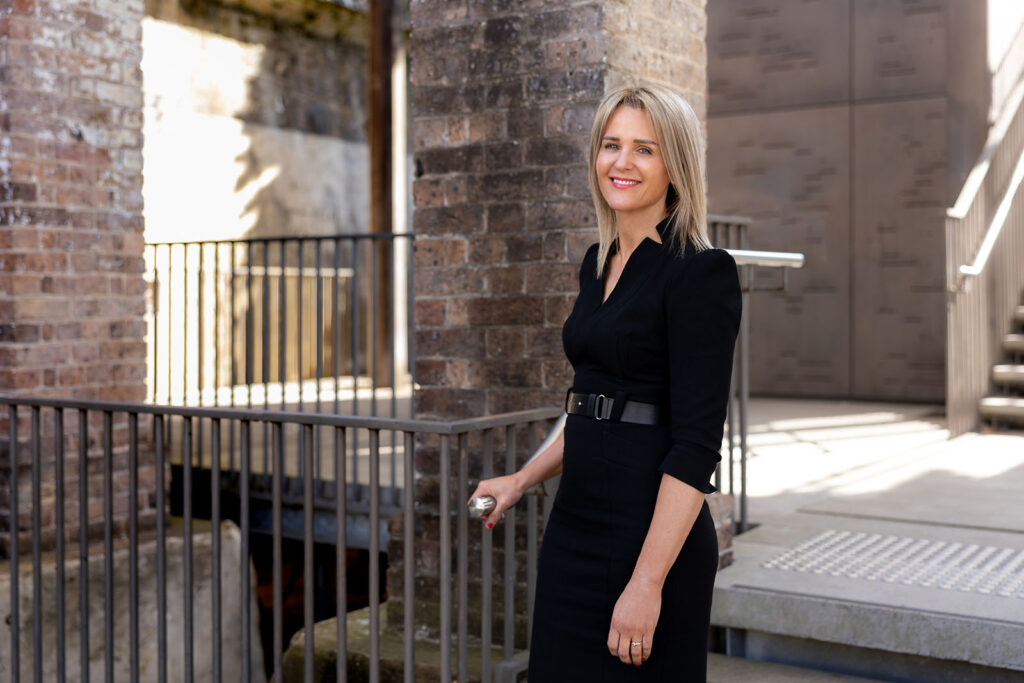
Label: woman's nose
xmin=612 ymin=149 xmax=632 ymax=170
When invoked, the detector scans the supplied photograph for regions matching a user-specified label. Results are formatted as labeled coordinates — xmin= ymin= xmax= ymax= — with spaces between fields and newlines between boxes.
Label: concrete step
xmin=992 ymin=364 xmax=1024 ymax=386
xmin=713 ymin=518 xmax=1024 ymax=681
xmin=979 ymin=396 xmax=1024 ymax=422
xmin=1005 ymin=333 xmax=1024 ymax=353
xmin=707 ymin=653 xmax=882 ymax=682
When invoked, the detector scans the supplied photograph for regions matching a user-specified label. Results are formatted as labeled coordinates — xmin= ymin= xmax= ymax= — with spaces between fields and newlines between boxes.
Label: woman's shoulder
xmin=665 ymin=240 xmax=737 ymax=281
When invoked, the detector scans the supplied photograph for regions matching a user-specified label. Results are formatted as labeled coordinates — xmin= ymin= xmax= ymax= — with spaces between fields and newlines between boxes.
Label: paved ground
xmin=711 ymin=399 xmax=1024 ymax=679
xmin=708 ymin=652 xmax=881 ymax=682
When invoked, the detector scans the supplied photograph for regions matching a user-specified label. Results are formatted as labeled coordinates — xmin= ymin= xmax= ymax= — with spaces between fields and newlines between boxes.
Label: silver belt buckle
xmin=594 ymin=394 xmax=607 ymax=420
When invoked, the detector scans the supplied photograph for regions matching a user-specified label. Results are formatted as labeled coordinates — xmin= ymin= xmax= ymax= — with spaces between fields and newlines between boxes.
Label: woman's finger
xmin=629 ymin=635 xmax=643 ymax=666
xmin=616 ymin=633 xmax=632 ymax=664
xmin=606 ymin=630 xmax=619 ymax=657
xmin=642 ymin=635 xmax=652 ymax=663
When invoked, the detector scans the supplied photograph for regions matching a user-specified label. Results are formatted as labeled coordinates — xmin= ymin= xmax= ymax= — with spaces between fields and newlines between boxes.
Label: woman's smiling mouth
xmin=610 ymin=177 xmax=640 ymax=188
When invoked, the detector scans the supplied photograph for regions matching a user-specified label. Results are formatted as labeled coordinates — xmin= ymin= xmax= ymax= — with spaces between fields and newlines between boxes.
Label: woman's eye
xmin=603 ymin=143 xmax=618 ymax=150
xmin=637 ymin=147 xmax=652 ymax=155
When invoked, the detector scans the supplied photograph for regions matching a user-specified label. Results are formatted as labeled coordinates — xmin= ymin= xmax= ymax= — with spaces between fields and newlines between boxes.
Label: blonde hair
xmin=587 ymin=84 xmax=710 ymax=277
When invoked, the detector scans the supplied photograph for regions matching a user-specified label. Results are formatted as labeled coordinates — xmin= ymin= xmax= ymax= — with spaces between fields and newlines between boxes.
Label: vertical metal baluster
xmin=279 ymin=241 xmax=287 ymax=417
xmin=102 ymin=412 xmax=113 ymax=683
xmin=272 ymin=422 xmax=284 ymax=681
xmin=333 ymin=239 xmax=341 ymax=416
xmin=129 ymin=414 xmax=139 ymax=683
xmin=369 ymin=429 xmax=381 ymax=683
xmin=30 ymin=407 xmax=41 ymax=683
xmin=198 ymin=243 xmax=205 ymax=407
xmin=263 ymin=242 xmax=271 ymax=475
xmin=503 ymin=425 xmax=515 ymax=657
xmin=55 ymin=409 xmax=66 ymax=683
xmin=739 ymin=275 xmax=750 ymax=533
xmin=335 ymin=426 xmax=348 ymax=683
xmin=389 ymin=238 xmax=398 ymax=506
xmin=7 ymin=405 xmax=17 ymax=680
xmin=402 ymin=430 xmax=414 ymax=683
xmin=183 ymin=245 xmax=189 ymax=406
xmin=316 ymin=240 xmax=323 ymax=414
xmin=315 ymin=242 xmax=323 ymax=491
xmin=456 ymin=432 xmax=468 ymax=683
xmin=155 ymin=415 xmax=166 ymax=683
xmin=182 ymin=417 xmax=194 ymax=682
xmin=240 ymin=420 xmax=251 ymax=683
xmin=439 ymin=433 xmax=451 ymax=682
xmin=526 ymin=424 xmax=538 ymax=645
xmin=166 ymin=247 xmax=173 ymax=404
xmin=352 ymin=238 xmax=360 ymax=421
xmin=77 ymin=409 xmax=88 ymax=683
xmin=297 ymin=241 xmax=305 ymax=415
xmin=370 ymin=238 xmax=378 ymax=418
xmin=303 ymin=423 xmax=315 ymax=683
xmin=151 ymin=246 xmax=159 ymax=403
xmin=214 ymin=243 xmax=220 ymax=407
xmin=211 ymin=419 xmax=222 ymax=683
xmin=481 ymin=429 xmax=494 ymax=683
xmin=230 ymin=244 xmax=237 ymax=473
xmin=246 ymin=242 xmax=254 ymax=411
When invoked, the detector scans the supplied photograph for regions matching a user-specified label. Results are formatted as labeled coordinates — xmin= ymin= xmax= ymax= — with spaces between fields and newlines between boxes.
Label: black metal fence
xmin=1 ymin=395 xmax=560 ymax=683
xmin=144 ymin=233 xmax=413 ymax=418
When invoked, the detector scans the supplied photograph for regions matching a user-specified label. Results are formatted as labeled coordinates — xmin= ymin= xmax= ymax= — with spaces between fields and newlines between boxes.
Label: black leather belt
xmin=564 ymin=390 xmax=662 ymax=425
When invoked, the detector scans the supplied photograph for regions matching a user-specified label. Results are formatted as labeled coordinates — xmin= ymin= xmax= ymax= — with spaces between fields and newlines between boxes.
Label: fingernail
xmin=642 ymin=657 xmax=646 ymax=662
xmin=486 ymin=522 xmax=493 ymax=529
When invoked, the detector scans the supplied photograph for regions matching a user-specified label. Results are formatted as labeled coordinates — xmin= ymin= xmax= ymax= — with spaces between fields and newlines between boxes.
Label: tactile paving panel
xmin=762 ymin=529 xmax=1024 ymax=598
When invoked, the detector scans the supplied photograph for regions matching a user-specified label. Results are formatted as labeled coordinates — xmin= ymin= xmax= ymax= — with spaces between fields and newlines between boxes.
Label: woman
xmin=468 ymin=84 xmax=741 ymax=681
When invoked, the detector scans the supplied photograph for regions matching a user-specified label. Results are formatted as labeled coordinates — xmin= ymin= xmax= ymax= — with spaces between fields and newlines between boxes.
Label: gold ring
xmin=630 ymin=641 xmax=641 ymax=647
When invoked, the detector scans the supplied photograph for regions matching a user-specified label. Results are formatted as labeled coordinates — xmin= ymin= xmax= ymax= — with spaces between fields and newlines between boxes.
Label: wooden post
xmin=367 ymin=0 xmax=394 ymax=389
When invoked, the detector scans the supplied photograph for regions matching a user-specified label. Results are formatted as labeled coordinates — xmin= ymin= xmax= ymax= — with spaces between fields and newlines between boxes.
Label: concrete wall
xmin=707 ymin=0 xmax=995 ymax=402
xmin=141 ymin=0 xmax=370 ymax=243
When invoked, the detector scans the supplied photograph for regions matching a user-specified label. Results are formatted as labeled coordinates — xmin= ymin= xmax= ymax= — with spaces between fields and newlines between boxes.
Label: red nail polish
xmin=486 ymin=522 xmax=493 ymax=529
xmin=642 ymin=657 xmax=646 ymax=662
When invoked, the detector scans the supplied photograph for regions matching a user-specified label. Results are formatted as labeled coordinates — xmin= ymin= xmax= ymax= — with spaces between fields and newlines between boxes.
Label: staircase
xmin=980 ymin=302 xmax=1024 ymax=427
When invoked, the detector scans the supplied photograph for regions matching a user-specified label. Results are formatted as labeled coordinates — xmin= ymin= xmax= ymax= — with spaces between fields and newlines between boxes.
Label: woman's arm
xmin=467 ymin=431 xmax=564 ymax=527
xmin=607 ymin=476 xmax=704 ymax=665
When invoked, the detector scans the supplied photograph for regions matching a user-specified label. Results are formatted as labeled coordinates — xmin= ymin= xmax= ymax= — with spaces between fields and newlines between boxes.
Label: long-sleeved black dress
xmin=527 ymin=217 xmax=742 ymax=682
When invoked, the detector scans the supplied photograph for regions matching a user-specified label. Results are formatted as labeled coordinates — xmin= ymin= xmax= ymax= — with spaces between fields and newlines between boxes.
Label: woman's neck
xmin=615 ymin=207 xmax=666 ymax=254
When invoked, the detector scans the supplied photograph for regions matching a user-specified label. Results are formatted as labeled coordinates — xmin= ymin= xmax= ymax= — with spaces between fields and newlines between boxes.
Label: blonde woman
xmin=469 ymin=84 xmax=741 ymax=681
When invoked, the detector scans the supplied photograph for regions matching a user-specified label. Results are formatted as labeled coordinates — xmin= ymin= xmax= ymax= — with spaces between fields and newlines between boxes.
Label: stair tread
xmin=980 ymin=396 xmax=1024 ymax=416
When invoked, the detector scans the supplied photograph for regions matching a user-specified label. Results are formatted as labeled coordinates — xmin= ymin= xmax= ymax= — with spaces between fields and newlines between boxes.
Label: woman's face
xmin=596 ymin=105 xmax=670 ymax=222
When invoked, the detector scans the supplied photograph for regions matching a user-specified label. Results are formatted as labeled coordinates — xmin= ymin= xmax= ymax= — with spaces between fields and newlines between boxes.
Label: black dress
xmin=527 ymin=217 xmax=741 ymax=682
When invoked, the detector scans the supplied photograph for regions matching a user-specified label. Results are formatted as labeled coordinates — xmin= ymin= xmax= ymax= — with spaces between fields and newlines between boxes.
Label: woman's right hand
xmin=467 ymin=474 xmax=525 ymax=529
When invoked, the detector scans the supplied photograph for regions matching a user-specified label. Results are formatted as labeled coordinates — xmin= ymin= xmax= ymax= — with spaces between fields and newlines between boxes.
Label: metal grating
xmin=763 ymin=529 xmax=1024 ymax=598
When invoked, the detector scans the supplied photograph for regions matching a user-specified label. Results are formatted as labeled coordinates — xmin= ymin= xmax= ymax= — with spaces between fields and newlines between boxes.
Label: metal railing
xmin=144 ymin=233 xmax=413 ymax=418
xmin=946 ymin=76 xmax=1024 ymax=435
xmin=1 ymin=395 xmax=560 ymax=683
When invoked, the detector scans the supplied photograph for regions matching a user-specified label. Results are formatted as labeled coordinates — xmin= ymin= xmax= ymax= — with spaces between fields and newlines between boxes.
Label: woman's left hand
xmin=606 ymin=576 xmax=661 ymax=666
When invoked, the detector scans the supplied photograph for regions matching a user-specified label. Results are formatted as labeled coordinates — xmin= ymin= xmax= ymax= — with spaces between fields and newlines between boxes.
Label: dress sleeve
xmin=658 ymin=248 xmax=742 ymax=494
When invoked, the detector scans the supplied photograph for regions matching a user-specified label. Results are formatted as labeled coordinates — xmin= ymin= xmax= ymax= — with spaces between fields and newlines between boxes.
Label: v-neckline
xmin=598 ymin=235 xmax=658 ymax=308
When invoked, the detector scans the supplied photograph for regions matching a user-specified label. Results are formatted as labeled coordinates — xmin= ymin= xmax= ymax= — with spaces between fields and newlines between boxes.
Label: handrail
xmin=0 ymin=393 xmax=561 ymax=435
xmin=948 ymin=76 xmax=1024 ymax=220
xmin=727 ymin=248 xmax=805 ymax=269
xmin=957 ymin=138 xmax=1024 ymax=282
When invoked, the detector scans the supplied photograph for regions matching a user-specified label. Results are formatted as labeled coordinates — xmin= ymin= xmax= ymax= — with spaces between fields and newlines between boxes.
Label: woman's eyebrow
xmin=601 ymin=135 xmax=659 ymax=146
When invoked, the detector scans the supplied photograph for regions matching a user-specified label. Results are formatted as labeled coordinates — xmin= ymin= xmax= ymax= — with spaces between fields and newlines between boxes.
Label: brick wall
xmin=0 ymin=0 xmax=155 ymax=554
xmin=397 ymin=0 xmax=711 ymax=642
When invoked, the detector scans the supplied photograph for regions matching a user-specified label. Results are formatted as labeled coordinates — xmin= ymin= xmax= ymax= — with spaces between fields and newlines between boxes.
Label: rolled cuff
xmin=657 ymin=440 xmax=721 ymax=494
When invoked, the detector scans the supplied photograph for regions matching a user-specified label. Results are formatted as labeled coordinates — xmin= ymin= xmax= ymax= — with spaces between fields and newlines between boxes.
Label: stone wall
xmin=0 ymin=0 xmax=155 ymax=555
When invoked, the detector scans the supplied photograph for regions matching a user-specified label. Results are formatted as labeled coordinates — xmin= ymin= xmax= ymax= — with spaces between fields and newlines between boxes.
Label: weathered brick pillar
xmin=0 ymin=0 xmax=152 ymax=554
xmin=390 ymin=0 xmax=711 ymax=646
